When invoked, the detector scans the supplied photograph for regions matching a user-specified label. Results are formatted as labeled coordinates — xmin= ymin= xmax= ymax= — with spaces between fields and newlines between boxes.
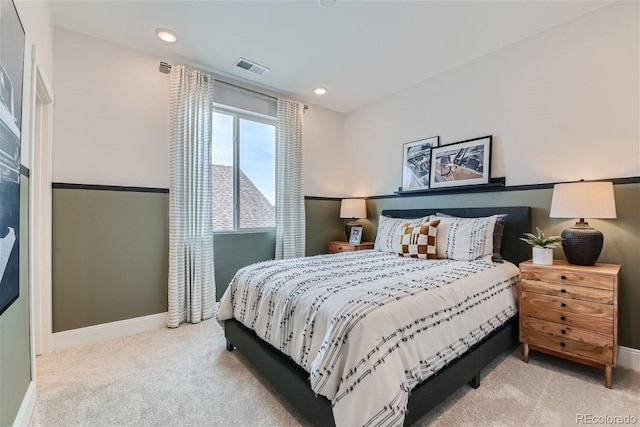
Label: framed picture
xmin=349 ymin=226 xmax=363 ymax=244
xmin=0 ymin=0 xmax=25 ymax=316
xmin=401 ymin=136 xmax=439 ymax=191
xmin=429 ymin=135 xmax=492 ymax=189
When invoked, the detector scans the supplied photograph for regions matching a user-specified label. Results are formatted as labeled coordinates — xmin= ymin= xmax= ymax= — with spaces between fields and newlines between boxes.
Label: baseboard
xmin=52 ymin=312 xmax=168 ymax=351
xmin=13 ymin=381 xmax=36 ymax=426
xmin=618 ymin=346 xmax=640 ymax=372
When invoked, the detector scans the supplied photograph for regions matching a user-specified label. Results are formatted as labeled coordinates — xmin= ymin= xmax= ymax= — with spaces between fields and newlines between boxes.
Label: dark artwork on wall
xmin=0 ymin=0 xmax=24 ymax=315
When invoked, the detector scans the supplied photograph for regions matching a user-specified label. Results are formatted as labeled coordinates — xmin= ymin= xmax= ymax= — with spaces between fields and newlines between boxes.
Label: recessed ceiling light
xmin=156 ymin=29 xmax=177 ymax=43
xmin=314 ymin=87 xmax=328 ymax=95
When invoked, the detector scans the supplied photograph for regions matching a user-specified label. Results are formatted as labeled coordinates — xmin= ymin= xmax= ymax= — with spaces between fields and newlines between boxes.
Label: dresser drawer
xmin=521 ymin=266 xmax=613 ymax=290
xmin=329 ymin=242 xmax=354 ymax=253
xmin=521 ymin=279 xmax=613 ymax=304
xmin=520 ymin=303 xmax=613 ymax=335
xmin=521 ymin=328 xmax=613 ymax=364
xmin=521 ymin=291 xmax=613 ymax=319
xmin=520 ymin=316 xmax=612 ymax=348
xmin=328 ymin=242 xmax=374 ymax=253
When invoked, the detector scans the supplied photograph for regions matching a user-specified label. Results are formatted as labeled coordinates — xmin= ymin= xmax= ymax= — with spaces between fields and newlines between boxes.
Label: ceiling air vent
xmin=234 ymin=58 xmax=269 ymax=75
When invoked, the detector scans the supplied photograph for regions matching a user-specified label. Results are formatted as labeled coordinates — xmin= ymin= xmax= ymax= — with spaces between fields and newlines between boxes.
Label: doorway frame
xmin=29 ymin=44 xmax=54 ymax=362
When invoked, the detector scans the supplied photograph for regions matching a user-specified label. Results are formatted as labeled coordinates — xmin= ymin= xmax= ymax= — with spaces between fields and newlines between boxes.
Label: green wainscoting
xmin=51 ymin=189 xmax=343 ymax=330
xmin=52 ymin=188 xmax=169 ymax=332
xmin=305 ymin=198 xmax=344 ymax=256
xmin=0 ymin=174 xmax=31 ymax=425
xmin=50 ymin=183 xmax=639 ymax=350
xmin=213 ymin=231 xmax=276 ymax=301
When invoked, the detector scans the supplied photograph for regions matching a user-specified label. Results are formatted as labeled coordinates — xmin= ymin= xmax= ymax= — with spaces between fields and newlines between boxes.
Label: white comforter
xmin=217 ymin=250 xmax=519 ymax=427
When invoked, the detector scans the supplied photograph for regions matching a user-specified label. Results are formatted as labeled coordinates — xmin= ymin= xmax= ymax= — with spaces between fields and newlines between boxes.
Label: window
xmin=212 ymin=107 xmax=276 ymax=231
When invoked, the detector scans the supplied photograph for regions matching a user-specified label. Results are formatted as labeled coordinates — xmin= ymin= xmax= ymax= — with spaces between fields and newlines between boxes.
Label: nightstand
xmin=519 ymin=259 xmax=620 ymax=388
xmin=328 ymin=241 xmax=374 ymax=254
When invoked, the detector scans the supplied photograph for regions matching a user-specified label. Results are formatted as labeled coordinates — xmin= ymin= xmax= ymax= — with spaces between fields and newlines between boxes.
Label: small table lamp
xmin=340 ymin=198 xmax=367 ymax=241
xmin=549 ymin=180 xmax=616 ymax=266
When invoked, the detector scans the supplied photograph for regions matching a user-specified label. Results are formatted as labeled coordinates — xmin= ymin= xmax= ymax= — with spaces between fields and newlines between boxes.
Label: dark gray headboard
xmin=381 ymin=206 xmax=531 ymax=265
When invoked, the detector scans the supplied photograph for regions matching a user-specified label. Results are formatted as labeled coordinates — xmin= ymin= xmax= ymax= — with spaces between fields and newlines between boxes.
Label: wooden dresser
xmin=519 ymin=259 xmax=620 ymax=388
xmin=328 ymin=241 xmax=374 ymax=254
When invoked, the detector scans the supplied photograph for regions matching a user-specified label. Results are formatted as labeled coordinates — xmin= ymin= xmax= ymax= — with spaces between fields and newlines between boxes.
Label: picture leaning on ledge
xmin=401 ymin=136 xmax=439 ymax=191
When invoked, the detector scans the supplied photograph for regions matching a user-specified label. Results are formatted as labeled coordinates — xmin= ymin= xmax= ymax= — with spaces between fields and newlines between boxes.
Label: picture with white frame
xmin=349 ymin=226 xmax=363 ymax=244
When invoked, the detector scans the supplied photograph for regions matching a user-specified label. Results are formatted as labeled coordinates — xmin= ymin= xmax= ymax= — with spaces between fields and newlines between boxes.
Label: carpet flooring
xmin=31 ymin=319 xmax=639 ymax=426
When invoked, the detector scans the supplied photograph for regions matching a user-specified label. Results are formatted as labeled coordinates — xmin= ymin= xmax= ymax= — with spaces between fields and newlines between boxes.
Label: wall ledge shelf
xmin=395 ymin=177 xmax=506 ymax=196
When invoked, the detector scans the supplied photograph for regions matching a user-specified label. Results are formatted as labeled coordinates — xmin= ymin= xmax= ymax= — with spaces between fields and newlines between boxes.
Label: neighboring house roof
xmin=212 ymin=164 xmax=275 ymax=230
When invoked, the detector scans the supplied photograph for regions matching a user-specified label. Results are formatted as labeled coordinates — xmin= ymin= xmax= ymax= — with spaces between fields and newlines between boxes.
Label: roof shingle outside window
xmin=212 ymin=165 xmax=275 ymax=230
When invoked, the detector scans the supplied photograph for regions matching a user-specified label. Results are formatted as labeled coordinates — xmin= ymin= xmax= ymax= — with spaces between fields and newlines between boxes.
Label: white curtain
xmin=167 ymin=65 xmax=216 ymax=328
xmin=275 ymin=98 xmax=306 ymax=259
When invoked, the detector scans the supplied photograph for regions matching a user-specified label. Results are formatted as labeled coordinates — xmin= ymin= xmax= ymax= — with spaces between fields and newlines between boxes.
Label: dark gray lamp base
xmin=345 ymin=219 xmax=359 ymax=241
xmin=561 ymin=220 xmax=603 ymax=266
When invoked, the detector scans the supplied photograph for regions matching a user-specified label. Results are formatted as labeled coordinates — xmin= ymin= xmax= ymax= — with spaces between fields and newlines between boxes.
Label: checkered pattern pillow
xmin=398 ymin=220 xmax=440 ymax=259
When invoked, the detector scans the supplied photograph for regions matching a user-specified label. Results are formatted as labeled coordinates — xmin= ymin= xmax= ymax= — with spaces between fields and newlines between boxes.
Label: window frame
xmin=212 ymin=104 xmax=277 ymax=234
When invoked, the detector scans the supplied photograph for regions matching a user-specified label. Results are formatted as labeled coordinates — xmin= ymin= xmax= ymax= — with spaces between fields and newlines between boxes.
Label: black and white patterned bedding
xmin=217 ymin=250 xmax=519 ymax=427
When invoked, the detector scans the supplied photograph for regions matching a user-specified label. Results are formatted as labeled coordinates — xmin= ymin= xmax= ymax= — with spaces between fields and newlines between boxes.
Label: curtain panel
xmin=275 ymin=99 xmax=306 ymax=259
xmin=167 ymin=65 xmax=216 ymax=328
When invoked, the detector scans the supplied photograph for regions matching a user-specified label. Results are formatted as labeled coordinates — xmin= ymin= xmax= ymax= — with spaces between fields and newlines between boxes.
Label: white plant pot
xmin=532 ymin=247 xmax=553 ymax=265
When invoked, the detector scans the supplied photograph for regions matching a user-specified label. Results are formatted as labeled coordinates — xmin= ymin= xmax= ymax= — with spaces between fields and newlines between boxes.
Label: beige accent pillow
xmin=374 ymin=215 xmax=430 ymax=253
xmin=434 ymin=215 xmax=497 ymax=263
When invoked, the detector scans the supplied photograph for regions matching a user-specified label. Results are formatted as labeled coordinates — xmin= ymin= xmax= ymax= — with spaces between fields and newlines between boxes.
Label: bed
xmin=219 ymin=206 xmax=531 ymax=426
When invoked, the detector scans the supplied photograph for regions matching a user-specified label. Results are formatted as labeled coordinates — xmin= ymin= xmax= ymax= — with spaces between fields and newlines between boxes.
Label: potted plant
xmin=520 ymin=227 xmax=563 ymax=265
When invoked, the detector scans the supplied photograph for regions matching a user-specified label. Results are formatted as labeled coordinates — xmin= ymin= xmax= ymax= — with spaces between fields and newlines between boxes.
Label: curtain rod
xmin=159 ymin=62 xmax=308 ymax=110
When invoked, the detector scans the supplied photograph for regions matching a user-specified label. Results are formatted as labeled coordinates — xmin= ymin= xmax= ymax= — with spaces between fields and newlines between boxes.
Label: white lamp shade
xmin=550 ymin=181 xmax=616 ymax=219
xmin=340 ymin=199 xmax=367 ymax=219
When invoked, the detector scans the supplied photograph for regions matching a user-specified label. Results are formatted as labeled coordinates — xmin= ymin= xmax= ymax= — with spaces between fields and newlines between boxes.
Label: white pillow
xmin=374 ymin=215 xmax=430 ymax=253
xmin=434 ymin=215 xmax=497 ymax=263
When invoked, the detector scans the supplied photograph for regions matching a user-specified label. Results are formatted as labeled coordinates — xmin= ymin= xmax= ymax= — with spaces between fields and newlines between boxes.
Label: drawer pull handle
xmin=560 ymin=303 xmax=567 ymax=308
xmin=561 ymin=275 xmax=567 ymax=280
xmin=560 ymin=289 xmax=567 ymax=293
xmin=561 ymin=329 xmax=566 ymax=335
xmin=560 ymin=342 xmax=566 ymax=347
xmin=560 ymin=316 xmax=566 ymax=321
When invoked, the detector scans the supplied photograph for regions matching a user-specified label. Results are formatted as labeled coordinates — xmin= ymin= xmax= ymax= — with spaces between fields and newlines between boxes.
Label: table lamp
xmin=340 ymin=199 xmax=367 ymax=241
xmin=549 ymin=180 xmax=616 ymax=266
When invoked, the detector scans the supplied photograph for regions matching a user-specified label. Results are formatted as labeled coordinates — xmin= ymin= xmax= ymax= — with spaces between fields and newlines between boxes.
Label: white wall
xmin=52 ymin=27 xmax=344 ymax=194
xmin=344 ymin=1 xmax=639 ymax=197
xmin=53 ymin=27 xmax=169 ymax=188
xmin=16 ymin=0 xmax=55 ymax=168
xmin=303 ymin=105 xmax=344 ymax=197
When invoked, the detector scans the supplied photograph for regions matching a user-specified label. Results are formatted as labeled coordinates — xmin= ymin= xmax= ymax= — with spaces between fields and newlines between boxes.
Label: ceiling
xmin=51 ymin=0 xmax=611 ymax=113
